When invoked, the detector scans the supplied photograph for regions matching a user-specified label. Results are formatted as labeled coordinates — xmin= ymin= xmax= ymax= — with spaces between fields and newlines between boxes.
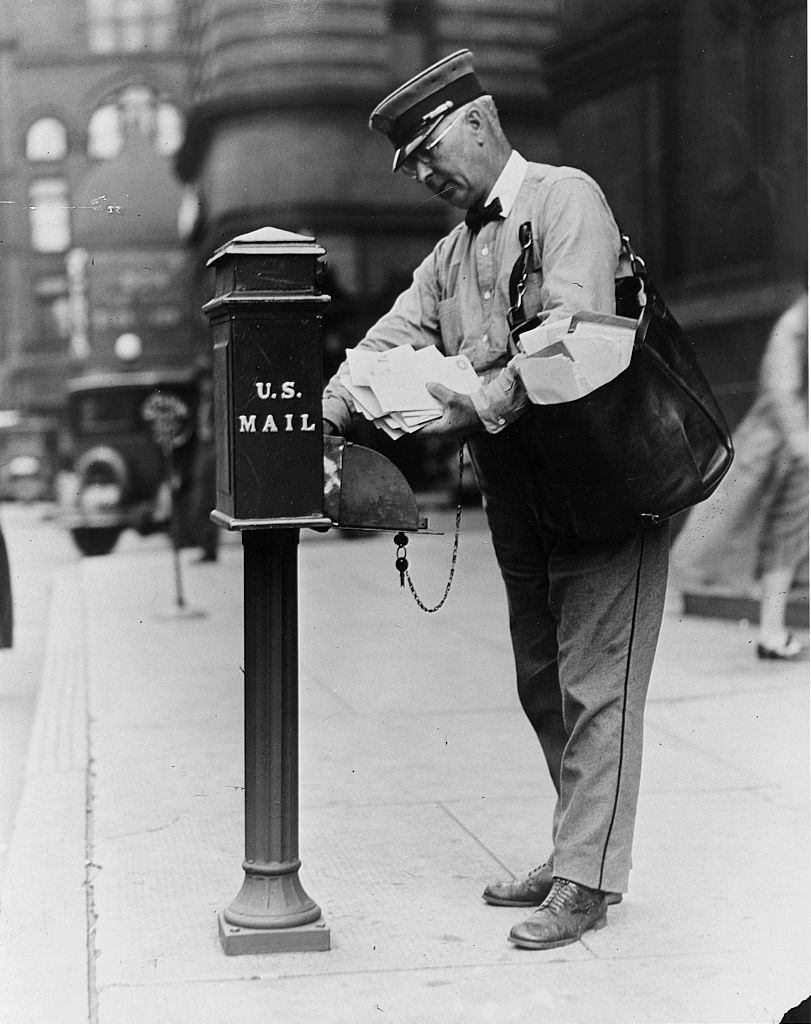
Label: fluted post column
xmin=218 ymin=528 xmax=329 ymax=953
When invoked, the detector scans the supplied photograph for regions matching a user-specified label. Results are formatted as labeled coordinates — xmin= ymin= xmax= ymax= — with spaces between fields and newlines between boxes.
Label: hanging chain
xmin=393 ymin=442 xmax=465 ymax=613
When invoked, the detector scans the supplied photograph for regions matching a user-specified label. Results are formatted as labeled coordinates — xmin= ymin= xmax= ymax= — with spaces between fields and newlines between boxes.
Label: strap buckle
xmin=620 ymin=233 xmax=648 ymax=308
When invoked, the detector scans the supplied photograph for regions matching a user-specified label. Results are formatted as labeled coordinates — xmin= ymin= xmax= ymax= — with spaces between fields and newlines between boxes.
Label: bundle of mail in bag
xmin=339 ymin=343 xmax=480 ymax=439
xmin=514 ymin=311 xmax=638 ymax=404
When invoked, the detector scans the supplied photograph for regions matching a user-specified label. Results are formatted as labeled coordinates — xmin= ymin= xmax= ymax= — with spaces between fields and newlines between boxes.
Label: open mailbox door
xmin=323 ymin=435 xmax=426 ymax=533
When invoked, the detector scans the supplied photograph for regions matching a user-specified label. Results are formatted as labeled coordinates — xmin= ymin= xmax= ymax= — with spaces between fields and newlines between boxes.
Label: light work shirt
xmin=323 ymin=153 xmax=622 ymax=433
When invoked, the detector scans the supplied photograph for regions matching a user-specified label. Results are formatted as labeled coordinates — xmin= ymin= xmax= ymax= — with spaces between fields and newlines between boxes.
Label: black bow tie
xmin=465 ymin=197 xmax=503 ymax=233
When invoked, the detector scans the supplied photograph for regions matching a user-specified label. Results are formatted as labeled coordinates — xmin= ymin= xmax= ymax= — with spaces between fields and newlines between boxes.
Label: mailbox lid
xmin=208 ymin=228 xmax=327 ymax=302
xmin=207 ymin=227 xmax=325 ymax=262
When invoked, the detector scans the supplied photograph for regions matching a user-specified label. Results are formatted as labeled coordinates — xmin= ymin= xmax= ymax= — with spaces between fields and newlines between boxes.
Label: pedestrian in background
xmin=322 ymin=50 xmax=670 ymax=950
xmin=190 ymin=362 xmax=219 ymax=563
xmin=0 ymin=515 xmax=11 ymax=648
xmin=673 ymin=291 xmax=808 ymax=659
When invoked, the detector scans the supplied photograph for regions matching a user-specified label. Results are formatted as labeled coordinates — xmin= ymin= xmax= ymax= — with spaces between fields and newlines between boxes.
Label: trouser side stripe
xmin=597 ymin=531 xmax=645 ymax=891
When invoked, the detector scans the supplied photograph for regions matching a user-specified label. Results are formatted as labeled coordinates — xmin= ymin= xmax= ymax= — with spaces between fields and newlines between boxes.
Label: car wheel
xmin=70 ymin=527 xmax=122 ymax=557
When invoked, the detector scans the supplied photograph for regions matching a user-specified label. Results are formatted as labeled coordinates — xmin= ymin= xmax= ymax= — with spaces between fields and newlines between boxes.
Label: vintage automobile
xmin=0 ymin=412 xmax=57 ymax=503
xmin=59 ymin=369 xmax=200 ymax=556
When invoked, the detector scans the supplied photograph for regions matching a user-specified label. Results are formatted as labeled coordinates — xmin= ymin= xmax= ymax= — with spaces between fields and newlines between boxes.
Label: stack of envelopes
xmin=515 ymin=311 xmax=637 ymax=405
xmin=339 ymin=344 xmax=480 ymax=438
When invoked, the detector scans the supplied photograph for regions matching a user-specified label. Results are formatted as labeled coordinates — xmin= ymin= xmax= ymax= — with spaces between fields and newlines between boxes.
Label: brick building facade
xmin=0 ymin=0 xmax=198 ymax=417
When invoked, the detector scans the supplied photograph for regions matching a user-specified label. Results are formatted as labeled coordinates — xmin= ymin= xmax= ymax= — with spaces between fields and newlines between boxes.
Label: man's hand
xmin=420 ymin=382 xmax=482 ymax=439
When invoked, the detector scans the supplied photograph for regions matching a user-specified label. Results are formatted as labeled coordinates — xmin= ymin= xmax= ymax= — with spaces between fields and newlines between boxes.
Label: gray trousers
xmin=469 ymin=421 xmax=669 ymax=893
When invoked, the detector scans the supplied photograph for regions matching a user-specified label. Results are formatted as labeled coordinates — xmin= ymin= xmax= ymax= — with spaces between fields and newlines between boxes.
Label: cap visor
xmin=391 ymin=117 xmax=444 ymax=172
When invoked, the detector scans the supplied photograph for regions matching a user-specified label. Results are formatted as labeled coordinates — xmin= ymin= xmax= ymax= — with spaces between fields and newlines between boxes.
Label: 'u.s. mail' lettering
xmin=254 ymin=381 xmax=299 ymax=399
xmin=238 ymin=413 xmax=316 ymax=433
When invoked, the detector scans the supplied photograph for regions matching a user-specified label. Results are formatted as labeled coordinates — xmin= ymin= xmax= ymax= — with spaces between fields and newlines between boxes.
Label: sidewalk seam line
xmin=82 ymin=570 xmax=100 ymax=1024
xmin=436 ymin=800 xmax=517 ymax=877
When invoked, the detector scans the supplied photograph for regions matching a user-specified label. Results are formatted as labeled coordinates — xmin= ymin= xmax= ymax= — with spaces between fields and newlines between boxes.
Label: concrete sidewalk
xmin=1 ymin=507 xmax=809 ymax=1024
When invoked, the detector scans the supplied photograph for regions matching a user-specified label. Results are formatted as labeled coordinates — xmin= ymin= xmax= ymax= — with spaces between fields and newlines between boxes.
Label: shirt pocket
xmin=437 ymin=296 xmax=464 ymax=356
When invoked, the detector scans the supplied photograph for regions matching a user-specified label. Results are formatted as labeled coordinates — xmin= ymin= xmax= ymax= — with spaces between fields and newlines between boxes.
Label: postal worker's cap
xmin=369 ymin=49 xmax=485 ymax=172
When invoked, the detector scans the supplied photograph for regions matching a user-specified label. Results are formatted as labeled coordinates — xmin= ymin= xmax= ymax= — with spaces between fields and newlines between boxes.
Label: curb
xmin=0 ymin=564 xmax=91 ymax=1024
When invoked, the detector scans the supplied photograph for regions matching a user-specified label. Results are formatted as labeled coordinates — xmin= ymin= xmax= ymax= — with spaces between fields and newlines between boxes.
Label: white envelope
xmin=346 ymin=347 xmax=381 ymax=386
xmin=427 ymin=353 xmax=480 ymax=394
xmin=339 ymin=377 xmax=386 ymax=420
xmin=413 ymin=345 xmax=446 ymax=367
xmin=368 ymin=348 xmax=442 ymax=413
xmin=518 ymin=353 xmax=582 ymax=404
xmin=517 ymin=317 xmax=572 ymax=355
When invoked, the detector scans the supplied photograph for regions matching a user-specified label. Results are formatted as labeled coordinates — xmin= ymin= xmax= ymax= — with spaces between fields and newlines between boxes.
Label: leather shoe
xmin=509 ymin=877 xmax=608 ymax=950
xmin=483 ymin=858 xmax=622 ymax=907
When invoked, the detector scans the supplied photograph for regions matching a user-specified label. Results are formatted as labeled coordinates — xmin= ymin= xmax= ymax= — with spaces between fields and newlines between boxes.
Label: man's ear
xmin=464 ymin=105 xmax=487 ymax=146
xmin=465 ymin=105 xmax=485 ymax=132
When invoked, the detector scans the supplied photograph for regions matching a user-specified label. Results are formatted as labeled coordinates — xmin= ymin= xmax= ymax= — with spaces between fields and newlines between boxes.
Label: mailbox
xmin=203 ymin=227 xmax=429 ymax=955
xmin=203 ymin=226 xmax=426 ymax=534
xmin=204 ymin=227 xmax=330 ymax=528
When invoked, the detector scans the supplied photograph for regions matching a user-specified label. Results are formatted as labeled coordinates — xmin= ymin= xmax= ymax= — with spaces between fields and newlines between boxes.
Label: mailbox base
xmin=218 ymin=912 xmax=330 ymax=954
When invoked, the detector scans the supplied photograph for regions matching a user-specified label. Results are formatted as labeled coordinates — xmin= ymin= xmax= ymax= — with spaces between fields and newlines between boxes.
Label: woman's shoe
xmin=756 ymin=633 xmax=804 ymax=660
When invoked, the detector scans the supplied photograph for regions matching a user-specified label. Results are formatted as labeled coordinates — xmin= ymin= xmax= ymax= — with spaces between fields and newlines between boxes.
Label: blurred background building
xmin=550 ymin=0 xmax=806 ymax=429
xmin=0 ymin=0 xmax=806 ymax=499
xmin=0 ymin=0 xmax=198 ymax=494
xmin=174 ymin=0 xmax=559 ymax=326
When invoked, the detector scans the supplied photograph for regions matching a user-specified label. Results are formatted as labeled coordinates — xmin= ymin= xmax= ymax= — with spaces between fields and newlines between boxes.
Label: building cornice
xmin=15 ymin=49 xmax=188 ymax=68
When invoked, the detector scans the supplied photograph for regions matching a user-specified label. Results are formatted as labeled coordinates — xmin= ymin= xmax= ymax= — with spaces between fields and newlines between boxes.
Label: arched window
xmin=87 ymin=87 xmax=184 ymax=159
xmin=156 ymin=102 xmax=184 ymax=156
xmin=28 ymin=179 xmax=71 ymax=253
xmin=87 ymin=104 xmax=122 ymax=160
xmin=26 ymin=117 xmax=68 ymax=162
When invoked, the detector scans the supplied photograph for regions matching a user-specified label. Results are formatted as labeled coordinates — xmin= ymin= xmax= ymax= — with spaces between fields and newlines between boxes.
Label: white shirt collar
xmin=485 ymin=150 xmax=528 ymax=217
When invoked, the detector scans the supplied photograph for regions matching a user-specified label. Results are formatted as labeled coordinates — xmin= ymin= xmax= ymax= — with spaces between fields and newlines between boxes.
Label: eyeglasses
xmin=400 ymin=111 xmax=465 ymax=179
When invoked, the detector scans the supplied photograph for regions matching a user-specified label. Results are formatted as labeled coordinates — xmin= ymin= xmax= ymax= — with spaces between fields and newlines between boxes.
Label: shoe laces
xmin=542 ymin=878 xmax=575 ymax=912
xmin=526 ymin=857 xmax=552 ymax=879
xmin=541 ymin=877 xmax=600 ymax=913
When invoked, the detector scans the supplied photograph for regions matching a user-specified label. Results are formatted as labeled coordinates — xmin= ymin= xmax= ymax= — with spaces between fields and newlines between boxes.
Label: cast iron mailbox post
xmin=205 ymin=226 xmax=427 ymax=956
xmin=204 ymin=227 xmax=331 ymax=954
